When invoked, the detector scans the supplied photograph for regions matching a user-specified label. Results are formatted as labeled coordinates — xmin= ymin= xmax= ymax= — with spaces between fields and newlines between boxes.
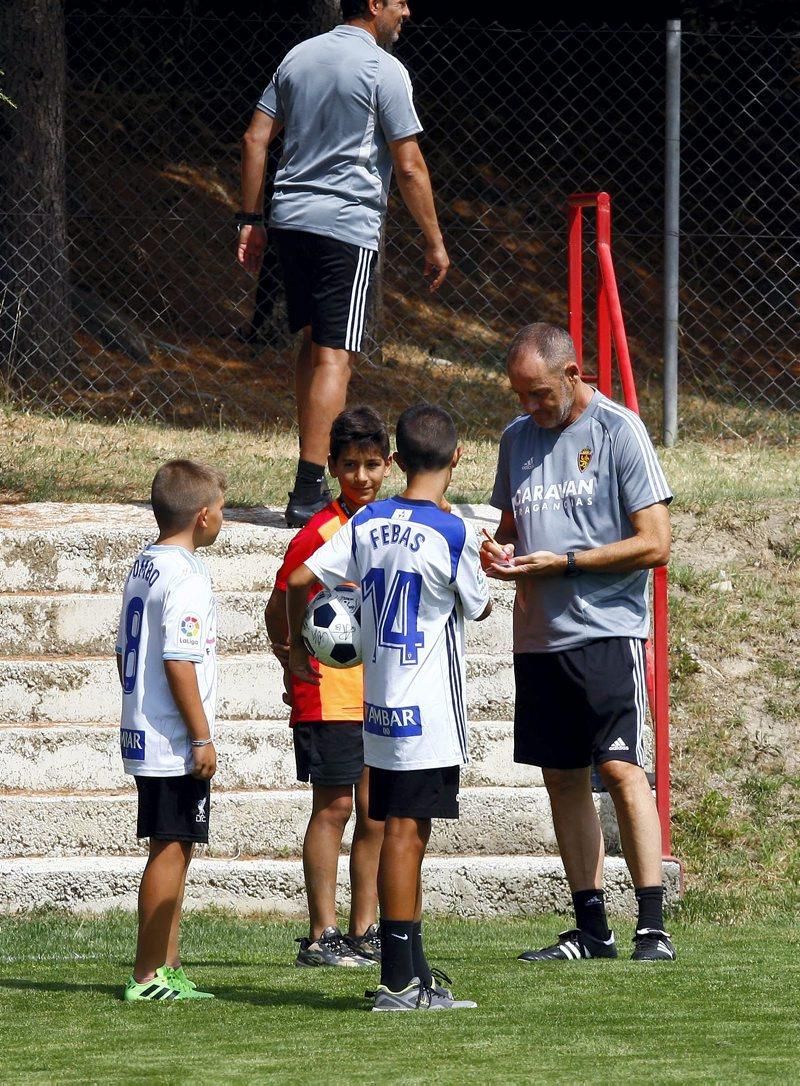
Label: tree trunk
xmin=0 ymin=0 xmax=72 ymax=387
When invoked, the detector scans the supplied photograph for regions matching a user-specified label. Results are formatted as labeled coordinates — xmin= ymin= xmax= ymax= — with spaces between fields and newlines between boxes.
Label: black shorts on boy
xmin=513 ymin=637 xmax=647 ymax=770
xmin=293 ymin=721 xmax=365 ymax=787
xmin=135 ymin=775 xmax=211 ymax=844
xmin=273 ymin=228 xmax=375 ymax=351
xmin=368 ymin=765 xmax=460 ymax=822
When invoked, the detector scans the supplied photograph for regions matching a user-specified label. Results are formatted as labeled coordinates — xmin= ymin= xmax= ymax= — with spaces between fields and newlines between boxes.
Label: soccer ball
xmin=301 ymin=585 xmax=362 ymax=669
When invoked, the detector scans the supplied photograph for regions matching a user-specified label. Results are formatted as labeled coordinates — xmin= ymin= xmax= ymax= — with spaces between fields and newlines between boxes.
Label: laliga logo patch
xmin=179 ymin=615 xmax=201 ymax=643
xmin=578 ymin=447 xmax=592 ymax=472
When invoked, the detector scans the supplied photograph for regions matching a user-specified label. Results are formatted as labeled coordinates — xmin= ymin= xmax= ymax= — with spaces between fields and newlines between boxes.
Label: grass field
xmin=1 ymin=912 xmax=798 ymax=1084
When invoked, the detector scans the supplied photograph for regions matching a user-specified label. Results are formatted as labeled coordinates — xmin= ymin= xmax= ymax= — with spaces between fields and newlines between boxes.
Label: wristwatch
xmin=564 ymin=551 xmax=579 ymax=577
xmin=234 ymin=211 xmax=265 ymax=228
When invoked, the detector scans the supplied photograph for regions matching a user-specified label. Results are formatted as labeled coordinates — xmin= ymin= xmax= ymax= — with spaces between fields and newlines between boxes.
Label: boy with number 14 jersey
xmin=288 ymin=405 xmax=491 ymax=1012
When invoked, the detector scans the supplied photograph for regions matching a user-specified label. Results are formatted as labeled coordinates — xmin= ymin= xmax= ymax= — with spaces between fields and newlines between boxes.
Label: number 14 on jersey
xmin=361 ymin=568 xmax=424 ymax=665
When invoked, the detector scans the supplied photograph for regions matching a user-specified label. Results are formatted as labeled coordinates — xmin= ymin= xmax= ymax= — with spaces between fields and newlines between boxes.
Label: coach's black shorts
xmin=368 ymin=765 xmax=460 ymax=821
xmin=273 ymin=228 xmax=376 ymax=351
xmin=293 ymin=721 xmax=365 ymax=787
xmin=513 ymin=638 xmax=648 ymax=770
xmin=135 ymin=774 xmax=211 ymax=844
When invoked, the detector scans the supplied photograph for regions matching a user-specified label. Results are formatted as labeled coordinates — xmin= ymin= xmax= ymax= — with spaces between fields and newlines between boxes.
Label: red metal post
xmin=567 ymin=203 xmax=584 ymax=371
xmin=567 ymin=191 xmax=673 ymax=867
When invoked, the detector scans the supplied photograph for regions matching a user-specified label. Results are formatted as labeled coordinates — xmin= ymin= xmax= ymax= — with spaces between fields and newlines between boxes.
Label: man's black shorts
xmin=368 ymin=765 xmax=460 ymax=821
xmin=513 ymin=637 xmax=648 ymax=770
xmin=293 ymin=721 xmax=365 ymax=787
xmin=135 ymin=774 xmax=211 ymax=844
xmin=273 ymin=228 xmax=376 ymax=351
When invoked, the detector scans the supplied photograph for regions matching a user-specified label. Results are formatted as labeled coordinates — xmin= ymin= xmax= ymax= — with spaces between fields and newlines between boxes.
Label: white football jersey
xmin=115 ymin=544 xmax=217 ymax=776
xmin=305 ymin=497 xmax=490 ymax=771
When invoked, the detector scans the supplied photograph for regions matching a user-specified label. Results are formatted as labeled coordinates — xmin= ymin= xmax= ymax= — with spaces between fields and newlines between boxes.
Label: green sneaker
xmin=158 ymin=965 xmax=215 ymax=999
xmin=123 ymin=975 xmax=182 ymax=1002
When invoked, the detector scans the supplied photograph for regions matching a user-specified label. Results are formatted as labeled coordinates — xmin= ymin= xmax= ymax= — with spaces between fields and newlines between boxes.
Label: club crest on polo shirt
xmin=578 ymin=446 xmax=593 ymax=472
xmin=179 ymin=614 xmax=201 ymax=645
xmin=364 ymin=702 xmax=422 ymax=738
xmin=121 ymin=728 xmax=146 ymax=760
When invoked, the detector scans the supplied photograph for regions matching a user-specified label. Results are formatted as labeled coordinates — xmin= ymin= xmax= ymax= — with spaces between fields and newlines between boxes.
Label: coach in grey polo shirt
xmin=238 ymin=0 xmax=449 ymax=528
xmin=483 ymin=322 xmax=677 ymax=964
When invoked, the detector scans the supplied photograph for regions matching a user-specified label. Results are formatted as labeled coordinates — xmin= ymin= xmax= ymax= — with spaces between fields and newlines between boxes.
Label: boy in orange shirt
xmin=265 ymin=406 xmax=391 ymax=966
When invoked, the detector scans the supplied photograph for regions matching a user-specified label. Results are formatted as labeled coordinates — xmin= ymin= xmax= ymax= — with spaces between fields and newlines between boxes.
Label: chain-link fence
xmin=1 ymin=14 xmax=797 ymax=437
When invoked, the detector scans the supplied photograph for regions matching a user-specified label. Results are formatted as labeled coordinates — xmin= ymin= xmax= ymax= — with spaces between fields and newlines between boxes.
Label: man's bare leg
xmin=597 ymin=760 xmax=663 ymax=887
xmin=542 ymin=766 xmax=605 ymax=890
xmin=298 ymin=344 xmax=353 ymax=467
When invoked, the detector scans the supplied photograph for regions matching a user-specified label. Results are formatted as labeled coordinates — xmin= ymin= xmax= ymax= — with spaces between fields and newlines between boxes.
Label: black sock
xmin=635 ymin=885 xmax=665 ymax=931
xmin=291 ymin=459 xmax=327 ymax=502
xmin=572 ymin=888 xmax=611 ymax=940
xmin=411 ymin=920 xmax=433 ymax=987
xmin=379 ymin=919 xmax=416 ymax=991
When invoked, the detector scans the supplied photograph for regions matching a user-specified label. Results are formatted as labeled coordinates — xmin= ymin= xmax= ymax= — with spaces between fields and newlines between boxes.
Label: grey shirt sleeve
xmin=613 ymin=416 xmax=673 ymax=514
xmin=376 ymin=55 xmax=423 ymax=142
xmin=256 ymin=71 xmax=281 ymax=121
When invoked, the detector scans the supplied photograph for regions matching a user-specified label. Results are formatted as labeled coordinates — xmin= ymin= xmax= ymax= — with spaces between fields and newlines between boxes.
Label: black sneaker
xmin=345 ymin=923 xmax=381 ymax=963
xmin=284 ymin=489 xmax=333 ymax=529
xmin=631 ymin=928 xmax=676 ymax=961
xmin=518 ymin=928 xmax=618 ymax=961
xmin=295 ymin=925 xmax=374 ymax=968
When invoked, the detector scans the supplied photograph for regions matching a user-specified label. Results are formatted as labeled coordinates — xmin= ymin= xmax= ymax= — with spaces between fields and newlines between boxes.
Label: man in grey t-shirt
xmin=483 ymin=323 xmax=677 ymax=964
xmin=237 ymin=0 xmax=449 ymax=528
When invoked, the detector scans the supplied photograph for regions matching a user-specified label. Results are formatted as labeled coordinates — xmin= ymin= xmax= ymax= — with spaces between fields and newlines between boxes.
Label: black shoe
xmin=345 ymin=923 xmax=381 ymax=963
xmin=295 ymin=926 xmax=374 ymax=967
xmin=518 ymin=928 xmax=618 ymax=961
xmin=284 ymin=489 xmax=332 ymax=529
xmin=631 ymin=928 xmax=676 ymax=961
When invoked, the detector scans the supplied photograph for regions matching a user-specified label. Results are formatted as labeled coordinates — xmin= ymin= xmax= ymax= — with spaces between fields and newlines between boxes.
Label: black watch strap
xmin=234 ymin=211 xmax=265 ymax=227
xmin=564 ymin=551 xmax=579 ymax=577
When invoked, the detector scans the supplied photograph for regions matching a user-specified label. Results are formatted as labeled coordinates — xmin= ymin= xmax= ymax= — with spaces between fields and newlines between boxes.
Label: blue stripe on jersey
xmin=445 ymin=607 xmax=468 ymax=761
xmin=355 ymin=497 xmax=467 ymax=583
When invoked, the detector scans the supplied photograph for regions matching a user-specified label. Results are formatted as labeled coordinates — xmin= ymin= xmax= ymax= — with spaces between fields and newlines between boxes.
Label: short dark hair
xmin=395 ymin=403 xmax=457 ymax=473
xmin=507 ymin=322 xmax=577 ymax=373
xmin=150 ymin=460 xmax=227 ymax=533
xmin=330 ymin=405 xmax=390 ymax=461
xmin=340 ymin=0 xmax=373 ymax=19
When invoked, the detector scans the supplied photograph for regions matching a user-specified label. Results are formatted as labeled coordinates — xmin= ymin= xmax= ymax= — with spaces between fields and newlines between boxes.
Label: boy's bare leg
xmin=303 ymin=784 xmax=353 ymax=940
xmin=134 ymin=839 xmax=193 ymax=982
xmin=165 ymin=844 xmax=194 ymax=969
xmin=348 ymin=767 xmax=384 ymax=937
xmin=378 ymin=816 xmax=431 ymax=990
xmin=294 ymin=327 xmax=313 ymax=442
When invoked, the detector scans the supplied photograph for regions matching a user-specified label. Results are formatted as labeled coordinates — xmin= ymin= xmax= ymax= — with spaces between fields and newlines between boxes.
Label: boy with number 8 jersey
xmin=116 ymin=459 xmax=225 ymax=1001
xmin=287 ymin=405 xmax=492 ymax=1011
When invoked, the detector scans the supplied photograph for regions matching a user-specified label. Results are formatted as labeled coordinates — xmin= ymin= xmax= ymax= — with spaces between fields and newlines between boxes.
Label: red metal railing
xmin=566 ymin=192 xmax=676 ymax=866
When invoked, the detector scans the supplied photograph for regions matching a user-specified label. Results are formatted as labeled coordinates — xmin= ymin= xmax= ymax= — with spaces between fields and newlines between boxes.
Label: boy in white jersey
xmin=287 ymin=405 xmax=492 ymax=1011
xmin=116 ymin=459 xmax=225 ymax=1001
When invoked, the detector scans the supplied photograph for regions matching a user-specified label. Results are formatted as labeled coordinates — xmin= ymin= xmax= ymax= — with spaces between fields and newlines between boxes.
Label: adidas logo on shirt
xmin=609 ymin=737 xmax=629 ymax=751
xmin=521 ymin=456 xmax=537 ymax=472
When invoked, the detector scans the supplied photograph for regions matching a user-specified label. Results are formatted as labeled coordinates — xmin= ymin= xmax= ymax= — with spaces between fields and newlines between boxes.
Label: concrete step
xmin=0 ymin=588 xmax=514 ymax=657
xmin=0 ymin=652 xmax=516 ymax=724
xmin=0 ymin=720 xmax=545 ymax=793
xmin=0 ymin=854 xmax=681 ymax=916
xmin=0 ymin=787 xmax=621 ymax=861
xmin=0 ymin=502 xmax=501 ymax=593
xmin=0 ymin=592 xmax=271 ymax=657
